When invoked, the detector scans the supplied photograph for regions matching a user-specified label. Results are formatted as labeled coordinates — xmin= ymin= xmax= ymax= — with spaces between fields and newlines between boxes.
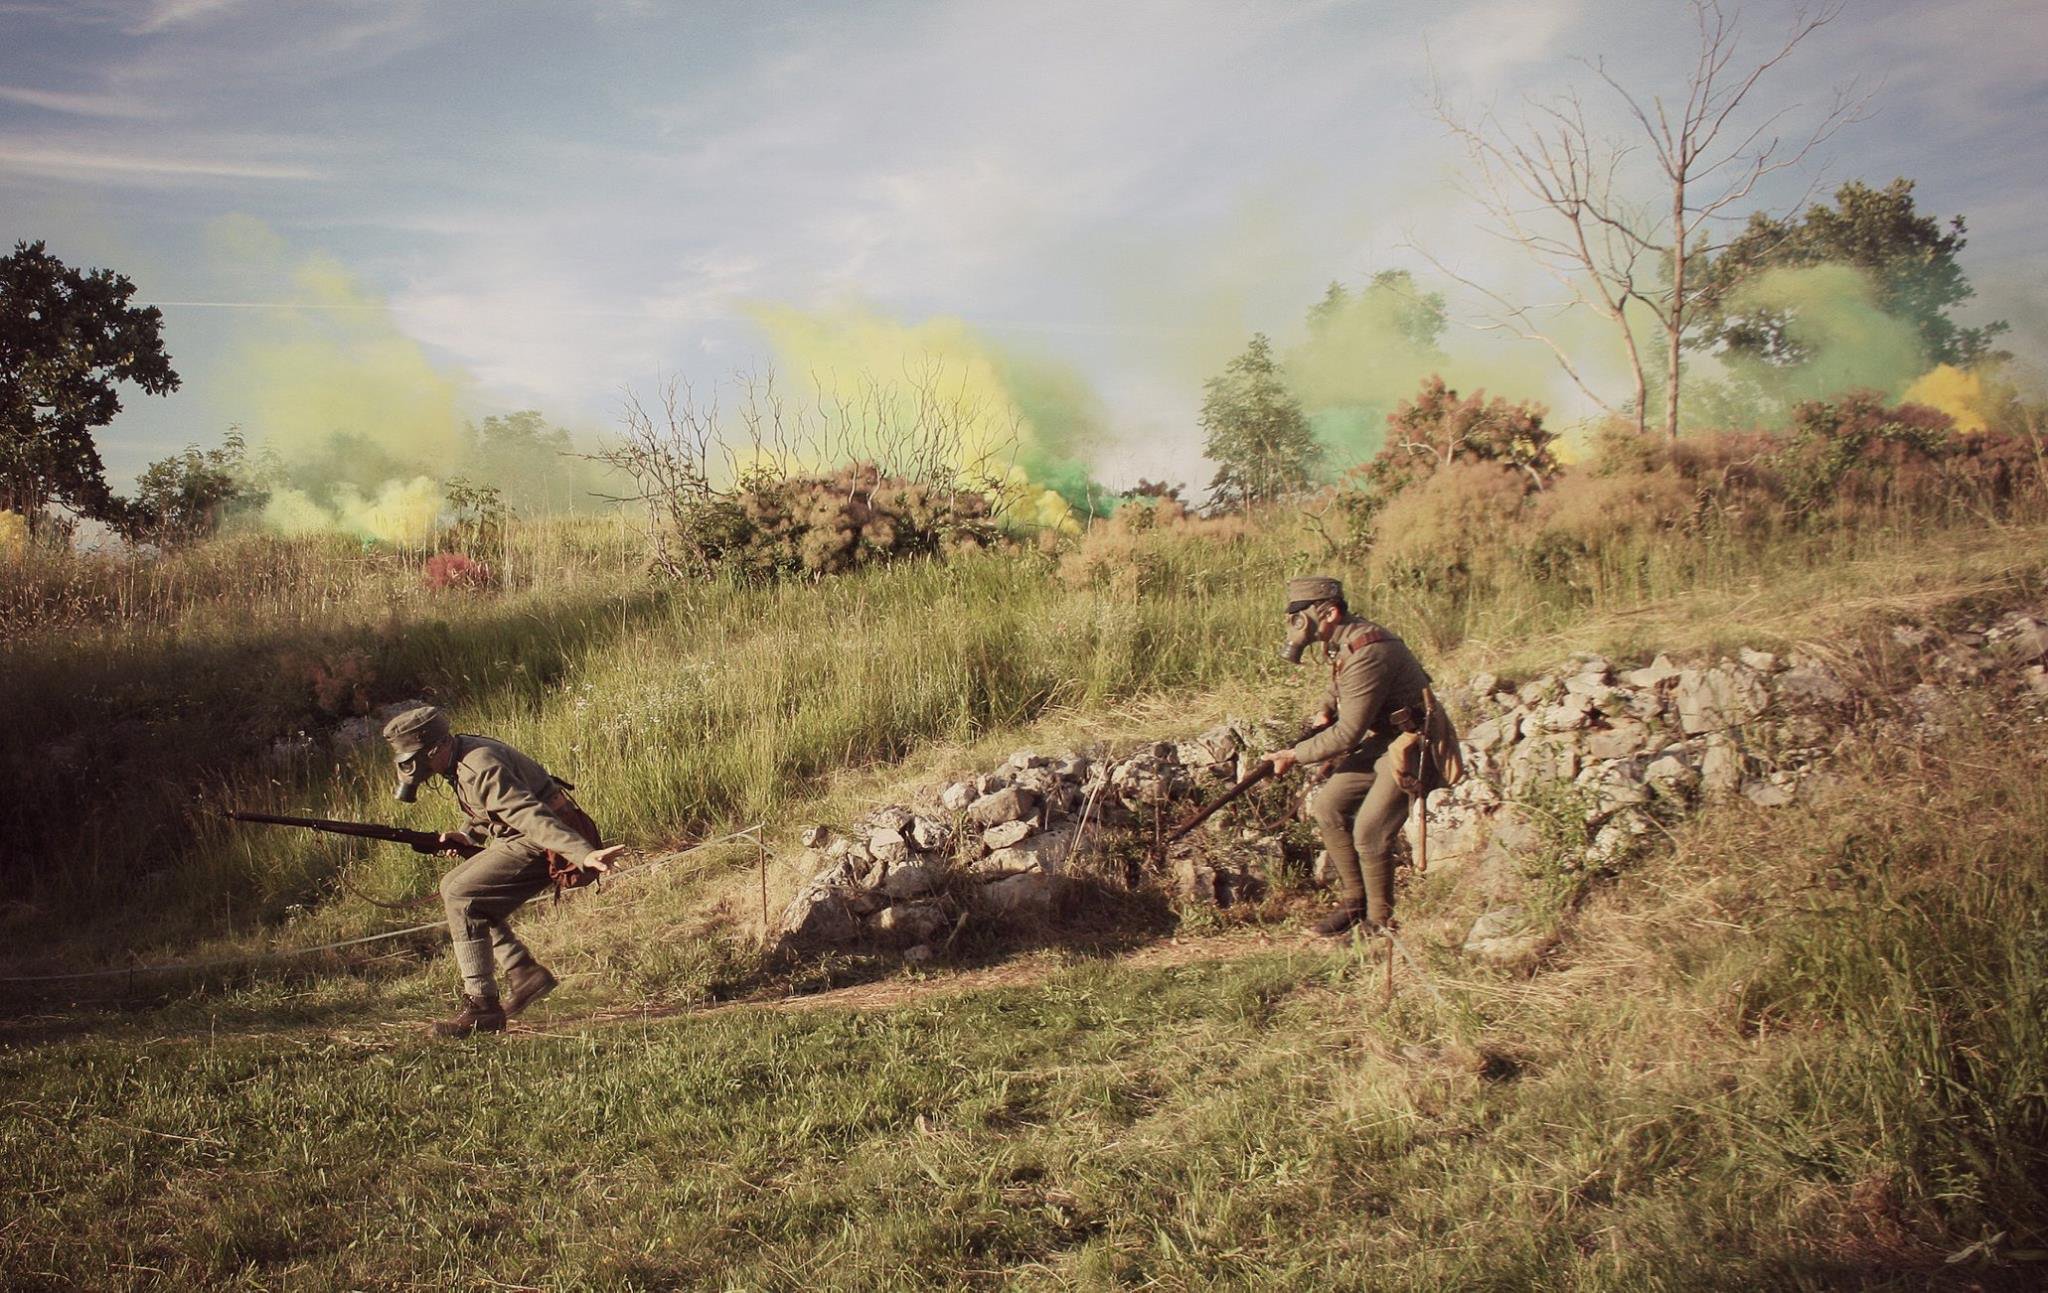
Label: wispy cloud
xmin=0 ymin=142 xmax=320 ymax=182
xmin=127 ymin=0 xmax=245 ymax=36
xmin=0 ymin=84 xmax=159 ymax=119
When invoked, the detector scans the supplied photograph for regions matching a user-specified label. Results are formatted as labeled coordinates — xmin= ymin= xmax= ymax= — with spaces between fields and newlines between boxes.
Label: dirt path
xmin=531 ymin=927 xmax=1316 ymax=1036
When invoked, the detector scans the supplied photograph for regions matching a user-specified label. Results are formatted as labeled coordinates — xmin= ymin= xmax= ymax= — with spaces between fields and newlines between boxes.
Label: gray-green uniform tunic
xmin=438 ymin=735 xmax=595 ymax=1001
xmin=1294 ymin=617 xmax=1431 ymax=923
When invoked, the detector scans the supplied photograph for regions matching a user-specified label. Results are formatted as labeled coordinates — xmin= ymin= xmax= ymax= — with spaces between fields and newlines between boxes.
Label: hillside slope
xmin=3 ymin=518 xmax=2045 ymax=1289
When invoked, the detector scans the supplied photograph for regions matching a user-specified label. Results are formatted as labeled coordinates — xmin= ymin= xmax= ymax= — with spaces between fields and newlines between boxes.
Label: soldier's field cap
xmin=1285 ymin=575 xmax=1344 ymax=610
xmin=382 ymin=705 xmax=451 ymax=759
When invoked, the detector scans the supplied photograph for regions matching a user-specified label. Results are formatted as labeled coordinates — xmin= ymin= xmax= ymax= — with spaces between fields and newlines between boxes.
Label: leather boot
xmin=430 ymin=994 xmax=506 ymax=1038
xmin=503 ymin=963 xmax=559 ymax=1017
xmin=1313 ymin=901 xmax=1377 ymax=938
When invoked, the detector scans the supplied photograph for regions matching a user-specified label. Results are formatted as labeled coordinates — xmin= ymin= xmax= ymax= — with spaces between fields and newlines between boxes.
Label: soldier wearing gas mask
xmin=1260 ymin=576 xmax=1432 ymax=937
xmin=383 ymin=706 xmax=626 ymax=1037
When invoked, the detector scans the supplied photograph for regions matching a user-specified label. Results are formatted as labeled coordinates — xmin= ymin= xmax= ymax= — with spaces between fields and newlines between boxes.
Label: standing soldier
xmin=383 ymin=706 xmax=627 ymax=1037
xmin=1261 ymin=576 xmax=1432 ymax=937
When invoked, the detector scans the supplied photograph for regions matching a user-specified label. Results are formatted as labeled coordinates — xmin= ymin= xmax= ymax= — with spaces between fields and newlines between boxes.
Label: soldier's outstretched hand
xmin=1264 ymin=750 xmax=1299 ymax=778
xmin=585 ymin=843 xmax=629 ymax=873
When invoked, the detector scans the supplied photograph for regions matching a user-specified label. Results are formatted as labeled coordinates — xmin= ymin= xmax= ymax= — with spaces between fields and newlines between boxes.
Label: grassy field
xmin=3 ymin=497 xmax=2047 ymax=1287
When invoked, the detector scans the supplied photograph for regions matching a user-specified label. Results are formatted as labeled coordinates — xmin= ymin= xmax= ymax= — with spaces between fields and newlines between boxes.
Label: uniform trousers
xmin=1307 ymin=742 xmax=1411 ymax=924
xmin=439 ymin=839 xmax=553 ymax=1000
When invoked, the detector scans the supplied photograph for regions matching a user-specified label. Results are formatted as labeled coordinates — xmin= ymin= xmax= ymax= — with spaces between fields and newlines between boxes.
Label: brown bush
xmin=1058 ymin=496 xmax=1251 ymax=595
xmin=1366 ymin=460 xmax=1532 ymax=590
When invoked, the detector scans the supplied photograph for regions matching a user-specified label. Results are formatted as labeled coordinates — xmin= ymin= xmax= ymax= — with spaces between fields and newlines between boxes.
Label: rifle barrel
xmin=1167 ymin=762 xmax=1276 ymax=842
xmin=224 ymin=810 xmax=445 ymax=853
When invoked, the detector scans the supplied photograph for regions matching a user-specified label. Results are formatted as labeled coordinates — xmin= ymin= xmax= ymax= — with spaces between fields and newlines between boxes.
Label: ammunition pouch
xmin=543 ymin=788 xmax=605 ymax=893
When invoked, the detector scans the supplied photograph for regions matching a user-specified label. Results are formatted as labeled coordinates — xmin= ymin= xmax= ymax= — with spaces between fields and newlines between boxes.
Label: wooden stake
xmin=758 ymin=834 xmax=769 ymax=943
xmin=1384 ymin=931 xmax=1394 ymax=1006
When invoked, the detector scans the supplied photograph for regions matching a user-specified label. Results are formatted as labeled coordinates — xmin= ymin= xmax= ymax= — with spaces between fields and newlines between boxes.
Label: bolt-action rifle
xmin=224 ymin=810 xmax=481 ymax=858
xmin=1167 ymin=718 xmax=1333 ymax=844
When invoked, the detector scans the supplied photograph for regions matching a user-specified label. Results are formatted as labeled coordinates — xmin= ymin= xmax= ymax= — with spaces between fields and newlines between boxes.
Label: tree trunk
xmin=1665 ymin=174 xmax=1686 ymax=442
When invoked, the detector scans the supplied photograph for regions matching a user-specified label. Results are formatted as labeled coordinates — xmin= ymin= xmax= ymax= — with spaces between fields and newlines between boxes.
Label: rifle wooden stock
xmin=224 ymin=810 xmax=481 ymax=858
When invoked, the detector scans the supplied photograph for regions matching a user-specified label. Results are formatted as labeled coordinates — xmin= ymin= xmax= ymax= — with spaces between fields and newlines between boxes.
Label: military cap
xmin=382 ymin=705 xmax=452 ymax=758
xmin=1285 ymin=575 xmax=1344 ymax=609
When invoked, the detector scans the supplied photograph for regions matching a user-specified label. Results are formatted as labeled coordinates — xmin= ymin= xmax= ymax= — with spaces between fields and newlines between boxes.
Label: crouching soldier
xmin=1260 ymin=576 xmax=1433 ymax=937
xmin=382 ymin=705 xmax=627 ymax=1037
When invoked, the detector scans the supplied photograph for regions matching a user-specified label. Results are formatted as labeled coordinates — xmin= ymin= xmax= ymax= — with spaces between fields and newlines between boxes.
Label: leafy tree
xmin=1306 ymin=270 xmax=1448 ymax=352
xmin=462 ymin=409 xmax=593 ymax=513
xmin=1200 ymin=333 xmax=1320 ymax=508
xmin=1691 ymin=179 xmax=2009 ymax=368
xmin=0 ymin=240 xmax=180 ymax=529
xmin=124 ymin=429 xmax=263 ymax=546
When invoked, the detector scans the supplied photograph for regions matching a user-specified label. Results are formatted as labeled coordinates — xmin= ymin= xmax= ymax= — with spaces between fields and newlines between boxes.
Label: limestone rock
xmin=1619 ymin=654 xmax=1681 ymax=689
xmin=1586 ymin=718 xmax=1650 ymax=760
xmin=1177 ymin=855 xmax=1262 ymax=907
xmin=1007 ymin=749 xmax=1048 ymax=770
xmin=1991 ymin=615 xmax=2048 ymax=664
xmin=1536 ymin=694 xmax=1597 ymax=732
xmin=1576 ymin=761 xmax=1650 ymax=825
xmin=909 ymin=816 xmax=951 ymax=852
xmin=939 ymin=782 xmax=977 ymax=812
xmin=1743 ymin=776 xmax=1798 ymax=808
xmin=868 ymin=805 xmax=913 ymax=834
xmin=800 ymin=824 xmax=831 ymax=848
xmin=1675 ymin=666 xmax=1769 ymax=735
xmin=868 ymin=827 xmax=912 ymax=866
xmin=976 ymin=871 xmax=1063 ymax=918
xmin=982 ymin=819 xmax=1037 ymax=850
xmin=976 ymin=821 xmax=1096 ymax=877
xmin=883 ymin=862 xmax=942 ymax=899
xmin=1739 ymin=647 xmax=1783 ymax=673
xmin=780 ymin=886 xmax=863 ymax=948
xmin=1465 ymin=713 xmax=1520 ymax=753
xmin=1644 ymin=755 xmax=1701 ymax=801
xmin=968 ymin=786 xmax=1039 ymax=827
xmin=1505 ymin=735 xmax=1580 ymax=797
xmin=1700 ymin=735 xmax=1744 ymax=796
xmin=1463 ymin=907 xmax=1547 ymax=967
xmin=869 ymin=900 xmax=950 ymax=944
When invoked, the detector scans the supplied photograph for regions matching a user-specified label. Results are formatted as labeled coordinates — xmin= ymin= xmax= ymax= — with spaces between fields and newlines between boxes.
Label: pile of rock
xmin=777 ymin=724 xmax=1271 ymax=959
xmin=775 ymin=607 xmax=2048 ymax=961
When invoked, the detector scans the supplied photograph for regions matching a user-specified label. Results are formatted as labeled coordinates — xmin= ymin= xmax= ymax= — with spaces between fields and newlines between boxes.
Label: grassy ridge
xmin=3 ymin=708 xmax=2042 ymax=1289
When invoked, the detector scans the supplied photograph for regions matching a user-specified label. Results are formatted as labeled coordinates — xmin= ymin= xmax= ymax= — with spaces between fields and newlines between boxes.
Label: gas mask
xmin=1281 ymin=605 xmax=1320 ymax=664
xmin=393 ymin=751 xmax=432 ymax=803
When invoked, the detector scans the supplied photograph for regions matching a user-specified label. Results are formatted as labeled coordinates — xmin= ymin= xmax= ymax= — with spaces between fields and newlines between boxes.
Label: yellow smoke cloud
xmin=750 ymin=304 xmax=1081 ymax=531
xmin=207 ymin=216 xmax=467 ymax=544
xmin=1902 ymin=364 xmax=1988 ymax=434
xmin=1720 ymin=264 xmax=1925 ymax=402
xmin=262 ymin=478 xmax=444 ymax=546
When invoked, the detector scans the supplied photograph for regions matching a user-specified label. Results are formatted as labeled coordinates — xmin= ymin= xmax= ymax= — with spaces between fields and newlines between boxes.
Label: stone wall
xmin=778 ymin=608 xmax=2048 ymax=962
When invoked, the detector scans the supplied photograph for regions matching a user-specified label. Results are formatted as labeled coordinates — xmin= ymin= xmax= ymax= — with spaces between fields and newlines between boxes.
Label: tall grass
xmin=2 ymin=708 xmax=2041 ymax=1288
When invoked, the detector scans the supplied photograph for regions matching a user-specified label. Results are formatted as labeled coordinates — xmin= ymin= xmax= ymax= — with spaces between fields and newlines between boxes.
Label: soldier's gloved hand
xmin=584 ymin=844 xmax=629 ymax=873
xmin=1264 ymin=751 xmax=1299 ymax=778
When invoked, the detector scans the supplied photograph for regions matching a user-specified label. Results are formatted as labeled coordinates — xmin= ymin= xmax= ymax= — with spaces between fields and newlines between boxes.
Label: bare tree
xmin=1429 ymin=1 xmax=1864 ymax=439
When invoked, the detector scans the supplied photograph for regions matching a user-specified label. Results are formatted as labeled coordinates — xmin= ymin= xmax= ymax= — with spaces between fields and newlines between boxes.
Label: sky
xmin=4 ymin=0 xmax=2046 ymax=494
